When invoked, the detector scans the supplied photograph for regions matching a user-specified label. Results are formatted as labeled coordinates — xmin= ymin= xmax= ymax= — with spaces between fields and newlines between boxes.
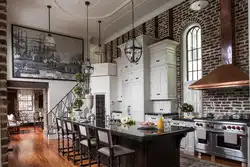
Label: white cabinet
xmin=171 ymin=120 xmax=195 ymax=155
xmin=153 ymin=101 xmax=172 ymax=113
xmin=150 ymin=66 xmax=175 ymax=100
xmin=149 ymin=39 xmax=178 ymax=100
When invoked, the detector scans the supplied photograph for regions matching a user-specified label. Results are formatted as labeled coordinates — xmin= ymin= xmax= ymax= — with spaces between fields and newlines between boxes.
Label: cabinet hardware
xmin=125 ymin=79 xmax=128 ymax=81
xmin=157 ymin=93 xmax=160 ymax=95
xmin=136 ymin=63 xmax=138 ymax=65
xmin=156 ymin=60 xmax=160 ymax=62
xmin=136 ymin=77 xmax=139 ymax=79
xmin=151 ymin=117 xmax=156 ymax=119
xmin=125 ymin=66 xmax=128 ymax=68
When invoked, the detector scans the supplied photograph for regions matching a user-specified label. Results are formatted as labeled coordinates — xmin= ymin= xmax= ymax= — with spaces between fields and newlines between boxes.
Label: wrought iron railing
xmin=46 ymin=84 xmax=79 ymax=135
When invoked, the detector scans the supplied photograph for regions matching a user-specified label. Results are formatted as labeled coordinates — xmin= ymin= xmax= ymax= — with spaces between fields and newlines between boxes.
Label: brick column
xmin=0 ymin=0 xmax=7 ymax=167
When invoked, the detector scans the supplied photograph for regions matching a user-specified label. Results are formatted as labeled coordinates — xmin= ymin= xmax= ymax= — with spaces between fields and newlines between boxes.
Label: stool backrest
xmin=96 ymin=128 xmax=113 ymax=148
xmin=65 ymin=120 xmax=73 ymax=133
xmin=79 ymin=124 xmax=88 ymax=137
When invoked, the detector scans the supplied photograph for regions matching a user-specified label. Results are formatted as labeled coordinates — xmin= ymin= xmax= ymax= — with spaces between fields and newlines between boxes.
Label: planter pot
xmin=85 ymin=92 xmax=94 ymax=110
xmin=73 ymin=109 xmax=82 ymax=120
xmin=183 ymin=112 xmax=194 ymax=119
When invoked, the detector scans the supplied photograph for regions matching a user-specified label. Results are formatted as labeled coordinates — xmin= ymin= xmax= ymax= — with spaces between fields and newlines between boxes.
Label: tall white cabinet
xmin=116 ymin=35 xmax=157 ymax=121
xmin=149 ymin=39 xmax=178 ymax=100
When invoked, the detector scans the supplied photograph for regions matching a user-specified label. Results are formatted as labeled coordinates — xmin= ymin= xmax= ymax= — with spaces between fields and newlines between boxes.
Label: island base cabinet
xmin=116 ymin=134 xmax=186 ymax=167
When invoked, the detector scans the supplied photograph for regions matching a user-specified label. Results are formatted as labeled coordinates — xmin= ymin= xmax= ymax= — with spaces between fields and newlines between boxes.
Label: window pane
xmin=188 ymin=51 xmax=192 ymax=61
xmin=193 ymin=72 xmax=198 ymax=81
xmin=198 ymin=60 xmax=202 ymax=70
xmin=198 ymin=48 xmax=201 ymax=59
xmin=188 ymin=62 xmax=193 ymax=71
xmin=188 ymin=72 xmax=193 ymax=81
xmin=198 ymin=29 xmax=201 ymax=48
xmin=193 ymin=60 xmax=198 ymax=70
xmin=188 ymin=33 xmax=192 ymax=50
xmin=192 ymin=31 xmax=197 ymax=49
xmin=193 ymin=50 xmax=197 ymax=60
xmin=198 ymin=71 xmax=202 ymax=79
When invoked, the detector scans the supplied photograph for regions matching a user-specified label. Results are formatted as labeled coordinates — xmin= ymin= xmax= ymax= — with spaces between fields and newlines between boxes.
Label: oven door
xmin=210 ymin=131 xmax=248 ymax=162
xmin=195 ymin=129 xmax=212 ymax=154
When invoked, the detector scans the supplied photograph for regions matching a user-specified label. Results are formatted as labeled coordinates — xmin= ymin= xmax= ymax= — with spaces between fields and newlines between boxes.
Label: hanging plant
xmin=73 ymin=98 xmax=83 ymax=109
xmin=75 ymin=73 xmax=84 ymax=83
xmin=181 ymin=103 xmax=194 ymax=113
xmin=73 ymin=86 xmax=83 ymax=97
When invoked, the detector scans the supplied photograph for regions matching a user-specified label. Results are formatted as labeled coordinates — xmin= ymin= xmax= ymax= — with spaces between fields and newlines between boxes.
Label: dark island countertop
xmin=73 ymin=120 xmax=194 ymax=142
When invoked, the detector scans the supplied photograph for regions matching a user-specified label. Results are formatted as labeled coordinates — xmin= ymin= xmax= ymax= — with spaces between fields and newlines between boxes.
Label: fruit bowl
xmin=137 ymin=122 xmax=156 ymax=130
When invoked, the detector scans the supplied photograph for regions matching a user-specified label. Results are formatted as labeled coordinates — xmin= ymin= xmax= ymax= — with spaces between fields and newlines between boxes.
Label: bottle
xmin=157 ymin=115 xmax=164 ymax=129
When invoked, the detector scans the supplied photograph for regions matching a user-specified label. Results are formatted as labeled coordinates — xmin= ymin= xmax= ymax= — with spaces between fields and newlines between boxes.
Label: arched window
xmin=186 ymin=26 xmax=202 ymax=81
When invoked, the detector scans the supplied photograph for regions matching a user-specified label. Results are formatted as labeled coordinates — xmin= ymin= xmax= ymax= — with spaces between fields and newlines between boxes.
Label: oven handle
xmin=209 ymin=129 xmax=247 ymax=137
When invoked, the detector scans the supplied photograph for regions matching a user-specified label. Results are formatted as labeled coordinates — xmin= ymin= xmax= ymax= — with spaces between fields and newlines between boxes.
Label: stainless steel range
xmin=194 ymin=118 xmax=248 ymax=163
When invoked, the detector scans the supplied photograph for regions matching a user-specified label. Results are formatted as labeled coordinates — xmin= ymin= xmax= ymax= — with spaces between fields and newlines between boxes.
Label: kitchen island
xmin=73 ymin=120 xmax=194 ymax=167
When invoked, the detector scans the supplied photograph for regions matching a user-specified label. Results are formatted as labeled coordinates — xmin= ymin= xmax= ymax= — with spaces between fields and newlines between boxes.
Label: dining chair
xmin=78 ymin=124 xmax=97 ymax=167
xmin=96 ymin=128 xmax=135 ymax=167
xmin=64 ymin=120 xmax=80 ymax=164
xmin=56 ymin=118 xmax=67 ymax=155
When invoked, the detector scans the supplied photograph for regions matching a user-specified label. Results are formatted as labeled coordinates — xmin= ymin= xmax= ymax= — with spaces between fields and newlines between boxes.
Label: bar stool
xmin=56 ymin=118 xmax=67 ymax=155
xmin=96 ymin=128 xmax=135 ymax=167
xmin=65 ymin=120 xmax=80 ymax=164
xmin=78 ymin=124 xmax=97 ymax=167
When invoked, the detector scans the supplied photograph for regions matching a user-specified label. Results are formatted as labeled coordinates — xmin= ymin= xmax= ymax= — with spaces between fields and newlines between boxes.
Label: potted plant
xmin=72 ymin=73 xmax=84 ymax=120
xmin=181 ymin=103 xmax=194 ymax=119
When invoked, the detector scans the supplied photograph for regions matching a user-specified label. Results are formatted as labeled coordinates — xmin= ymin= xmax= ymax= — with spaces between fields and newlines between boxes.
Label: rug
xmin=180 ymin=155 xmax=230 ymax=167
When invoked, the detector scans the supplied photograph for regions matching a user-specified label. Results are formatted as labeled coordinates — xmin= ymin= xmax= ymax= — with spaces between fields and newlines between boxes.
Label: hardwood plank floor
xmin=8 ymin=127 xmax=242 ymax=167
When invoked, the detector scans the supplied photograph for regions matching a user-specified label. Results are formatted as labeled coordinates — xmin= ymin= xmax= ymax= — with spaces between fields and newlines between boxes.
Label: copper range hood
xmin=189 ymin=0 xmax=249 ymax=90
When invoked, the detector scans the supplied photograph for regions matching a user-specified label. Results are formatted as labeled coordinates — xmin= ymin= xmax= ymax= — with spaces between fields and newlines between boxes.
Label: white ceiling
xmin=8 ymin=0 xmax=183 ymax=42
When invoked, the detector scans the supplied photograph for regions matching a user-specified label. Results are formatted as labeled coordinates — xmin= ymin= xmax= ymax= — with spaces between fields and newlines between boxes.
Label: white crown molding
xmin=104 ymin=0 xmax=185 ymax=43
xmin=54 ymin=0 xmax=132 ymax=20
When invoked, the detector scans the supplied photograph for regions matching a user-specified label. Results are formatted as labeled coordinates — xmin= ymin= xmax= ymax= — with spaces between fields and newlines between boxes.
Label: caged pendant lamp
xmin=124 ymin=0 xmax=142 ymax=63
xmin=44 ymin=5 xmax=56 ymax=48
xmin=94 ymin=20 xmax=105 ymax=63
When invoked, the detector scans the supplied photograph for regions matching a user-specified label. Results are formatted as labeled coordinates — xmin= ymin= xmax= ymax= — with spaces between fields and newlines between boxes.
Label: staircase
xmin=46 ymin=83 xmax=79 ymax=136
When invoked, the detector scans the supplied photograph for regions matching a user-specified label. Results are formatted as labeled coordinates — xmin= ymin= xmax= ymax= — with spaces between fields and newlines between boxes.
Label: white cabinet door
xmin=159 ymin=67 xmax=168 ymax=98
xmin=150 ymin=68 xmax=161 ymax=99
xmin=131 ymin=83 xmax=143 ymax=121
xmin=122 ymin=84 xmax=132 ymax=114
xmin=117 ymin=77 xmax=123 ymax=101
xmin=180 ymin=137 xmax=186 ymax=149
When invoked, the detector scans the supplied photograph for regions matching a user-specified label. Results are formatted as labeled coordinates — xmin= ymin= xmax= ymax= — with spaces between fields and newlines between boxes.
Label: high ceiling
xmin=8 ymin=0 xmax=184 ymax=42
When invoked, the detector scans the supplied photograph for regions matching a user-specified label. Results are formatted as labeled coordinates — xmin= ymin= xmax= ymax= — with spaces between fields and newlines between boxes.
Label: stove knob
xmin=200 ymin=124 xmax=203 ymax=127
xmin=196 ymin=123 xmax=199 ymax=126
xmin=223 ymin=126 xmax=227 ymax=130
xmin=237 ymin=126 xmax=241 ymax=130
xmin=227 ymin=126 xmax=231 ymax=129
xmin=241 ymin=127 xmax=245 ymax=131
xmin=232 ymin=126 xmax=235 ymax=130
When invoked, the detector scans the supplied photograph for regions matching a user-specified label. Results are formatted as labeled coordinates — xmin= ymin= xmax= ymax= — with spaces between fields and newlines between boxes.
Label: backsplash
xmin=104 ymin=0 xmax=249 ymax=114
xmin=203 ymin=88 xmax=249 ymax=114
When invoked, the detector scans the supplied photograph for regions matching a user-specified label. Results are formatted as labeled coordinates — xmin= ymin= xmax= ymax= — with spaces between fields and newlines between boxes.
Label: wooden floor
xmin=8 ymin=127 xmax=242 ymax=167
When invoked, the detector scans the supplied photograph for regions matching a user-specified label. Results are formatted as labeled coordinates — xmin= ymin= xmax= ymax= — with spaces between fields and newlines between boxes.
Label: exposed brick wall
xmin=105 ymin=0 xmax=249 ymax=114
xmin=158 ymin=10 xmax=169 ymax=40
xmin=0 ymin=1 xmax=7 ymax=166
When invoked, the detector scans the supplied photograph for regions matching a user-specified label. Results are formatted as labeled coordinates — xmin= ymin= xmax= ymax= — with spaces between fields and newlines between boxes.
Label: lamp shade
xmin=44 ymin=34 xmax=56 ymax=47
xmin=124 ymin=38 xmax=142 ymax=63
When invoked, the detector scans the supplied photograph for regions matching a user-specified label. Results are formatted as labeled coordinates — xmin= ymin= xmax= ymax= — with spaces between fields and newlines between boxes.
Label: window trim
xmin=186 ymin=26 xmax=202 ymax=81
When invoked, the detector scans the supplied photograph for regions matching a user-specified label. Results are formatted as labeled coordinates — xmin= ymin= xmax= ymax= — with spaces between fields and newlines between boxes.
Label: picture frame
xmin=12 ymin=24 xmax=84 ymax=81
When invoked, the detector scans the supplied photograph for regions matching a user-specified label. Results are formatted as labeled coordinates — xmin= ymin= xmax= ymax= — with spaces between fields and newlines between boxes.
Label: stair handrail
xmin=48 ymin=83 xmax=79 ymax=114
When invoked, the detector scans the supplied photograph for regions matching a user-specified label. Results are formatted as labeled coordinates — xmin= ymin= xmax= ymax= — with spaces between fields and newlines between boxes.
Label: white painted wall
xmin=6 ymin=23 xmax=77 ymax=111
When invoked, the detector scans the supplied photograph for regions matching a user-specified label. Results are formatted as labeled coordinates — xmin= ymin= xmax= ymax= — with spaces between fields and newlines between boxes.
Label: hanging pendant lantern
xmin=44 ymin=5 xmax=56 ymax=47
xmin=82 ymin=1 xmax=94 ymax=76
xmin=124 ymin=0 xmax=142 ymax=63
xmin=95 ymin=20 xmax=105 ymax=63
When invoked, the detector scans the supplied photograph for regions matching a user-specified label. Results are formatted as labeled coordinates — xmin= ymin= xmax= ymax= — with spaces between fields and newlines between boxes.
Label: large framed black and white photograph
xmin=12 ymin=24 xmax=83 ymax=81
